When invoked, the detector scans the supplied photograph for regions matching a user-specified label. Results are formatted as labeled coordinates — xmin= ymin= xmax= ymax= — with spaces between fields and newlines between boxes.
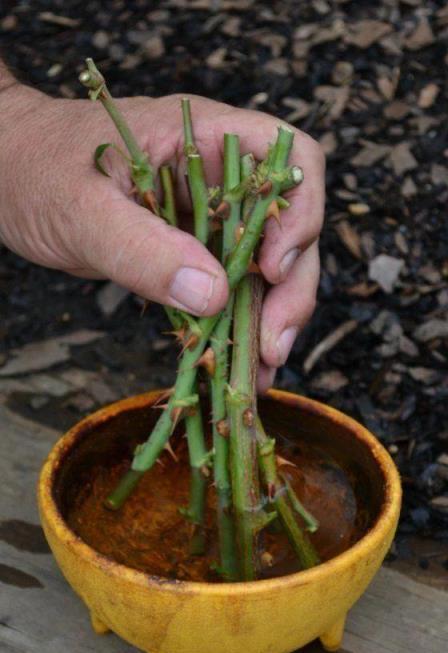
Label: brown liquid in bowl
xmin=57 ymin=397 xmax=375 ymax=583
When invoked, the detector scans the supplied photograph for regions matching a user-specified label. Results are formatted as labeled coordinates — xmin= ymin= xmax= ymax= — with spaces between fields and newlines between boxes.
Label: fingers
xmin=258 ymin=134 xmax=325 ymax=285
xmin=187 ymin=102 xmax=324 ymax=286
xmin=257 ymin=363 xmax=276 ymax=394
xmin=75 ymin=187 xmax=228 ymax=316
xmin=260 ymin=241 xmax=320 ymax=369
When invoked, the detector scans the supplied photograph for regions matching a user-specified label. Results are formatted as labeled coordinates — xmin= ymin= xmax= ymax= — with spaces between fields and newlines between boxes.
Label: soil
xmin=0 ymin=0 xmax=447 ymax=580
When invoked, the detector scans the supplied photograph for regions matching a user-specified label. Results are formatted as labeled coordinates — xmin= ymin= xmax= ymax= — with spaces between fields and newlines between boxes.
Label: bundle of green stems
xmin=80 ymin=58 xmax=319 ymax=581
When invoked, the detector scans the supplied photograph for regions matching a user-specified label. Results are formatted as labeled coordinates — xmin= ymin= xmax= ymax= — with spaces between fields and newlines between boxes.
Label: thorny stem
xmin=256 ymin=417 xmax=320 ymax=570
xmin=280 ymin=472 xmax=319 ymax=533
xmin=160 ymin=165 xmax=177 ymax=227
xmin=209 ymin=133 xmax=241 ymax=580
xmin=79 ymin=58 xmax=155 ymax=195
xmin=227 ymin=274 xmax=265 ymax=580
xmin=226 ymin=128 xmax=300 ymax=287
xmin=106 ymin=126 xmax=302 ymax=510
xmin=183 ymin=380 xmax=208 ymax=555
xmin=182 ymin=98 xmax=209 ymax=245
xmin=178 ymin=100 xmax=210 ymax=554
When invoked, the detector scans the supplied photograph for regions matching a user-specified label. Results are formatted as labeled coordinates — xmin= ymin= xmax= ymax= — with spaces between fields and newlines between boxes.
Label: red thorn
xmin=267 ymin=482 xmax=276 ymax=500
xmin=209 ymin=217 xmax=223 ymax=233
xmin=258 ymin=180 xmax=273 ymax=197
xmin=195 ymin=347 xmax=216 ymax=377
xmin=215 ymin=200 xmax=230 ymax=220
xmin=234 ymin=223 xmax=245 ymax=243
xmin=163 ymin=327 xmax=187 ymax=345
xmin=163 ymin=441 xmax=178 ymax=462
xmin=153 ymin=388 xmax=174 ymax=407
xmin=143 ymin=189 xmax=158 ymax=213
xmin=140 ymin=299 xmax=150 ymax=317
xmin=216 ymin=419 xmax=230 ymax=438
xmin=266 ymin=200 xmax=281 ymax=226
xmin=243 ymin=408 xmax=254 ymax=427
xmin=247 ymin=260 xmax=261 ymax=274
xmin=152 ymin=402 xmax=169 ymax=411
xmin=276 ymin=455 xmax=297 ymax=469
xmin=261 ymin=551 xmax=274 ymax=568
xmin=170 ymin=405 xmax=184 ymax=430
xmin=178 ymin=333 xmax=200 ymax=357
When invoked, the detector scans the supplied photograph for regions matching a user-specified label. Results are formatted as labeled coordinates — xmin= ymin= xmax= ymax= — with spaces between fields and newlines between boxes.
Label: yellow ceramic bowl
xmin=38 ymin=389 xmax=401 ymax=653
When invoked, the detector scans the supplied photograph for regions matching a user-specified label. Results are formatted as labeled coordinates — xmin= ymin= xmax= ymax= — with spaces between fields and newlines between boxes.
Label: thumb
xmin=81 ymin=195 xmax=228 ymax=316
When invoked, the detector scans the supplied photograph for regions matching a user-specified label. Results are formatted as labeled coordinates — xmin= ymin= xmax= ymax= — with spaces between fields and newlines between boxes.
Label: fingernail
xmin=169 ymin=267 xmax=215 ymax=314
xmin=279 ymin=248 xmax=300 ymax=280
xmin=276 ymin=326 xmax=298 ymax=366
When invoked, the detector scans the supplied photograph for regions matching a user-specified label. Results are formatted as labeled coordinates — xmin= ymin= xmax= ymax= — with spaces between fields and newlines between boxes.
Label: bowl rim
xmin=38 ymin=388 xmax=402 ymax=596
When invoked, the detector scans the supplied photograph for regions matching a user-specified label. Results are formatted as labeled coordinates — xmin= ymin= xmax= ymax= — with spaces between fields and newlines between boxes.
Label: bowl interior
xmin=51 ymin=393 xmax=388 ymax=579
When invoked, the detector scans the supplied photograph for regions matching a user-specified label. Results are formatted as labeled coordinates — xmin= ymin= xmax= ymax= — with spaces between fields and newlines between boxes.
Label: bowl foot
xmin=90 ymin=611 xmax=111 ymax=636
xmin=319 ymin=614 xmax=346 ymax=651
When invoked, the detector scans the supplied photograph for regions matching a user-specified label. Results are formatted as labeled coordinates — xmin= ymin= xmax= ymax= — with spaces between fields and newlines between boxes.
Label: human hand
xmin=0 ymin=85 xmax=324 ymax=391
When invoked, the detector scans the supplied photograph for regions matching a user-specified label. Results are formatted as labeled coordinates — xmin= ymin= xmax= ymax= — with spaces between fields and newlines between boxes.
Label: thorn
xmin=156 ymin=458 xmax=165 ymax=468
xmin=257 ymin=180 xmax=273 ymax=197
xmin=266 ymin=200 xmax=281 ymax=226
xmin=195 ymin=347 xmax=216 ymax=377
xmin=140 ymin=299 xmax=150 ymax=317
xmin=248 ymin=260 xmax=261 ymax=274
xmin=215 ymin=200 xmax=230 ymax=220
xmin=267 ymin=482 xmax=276 ymax=500
xmin=201 ymin=465 xmax=210 ymax=477
xmin=243 ymin=408 xmax=254 ymax=427
xmin=234 ymin=223 xmax=245 ymax=243
xmin=276 ymin=455 xmax=297 ymax=469
xmin=152 ymin=402 xmax=169 ymax=411
xmin=184 ymin=406 xmax=197 ymax=417
xmin=153 ymin=388 xmax=174 ymax=407
xmin=209 ymin=217 xmax=223 ymax=234
xmin=179 ymin=333 xmax=199 ymax=356
xmin=143 ymin=189 xmax=158 ymax=213
xmin=170 ymin=405 xmax=184 ymax=430
xmin=163 ymin=441 xmax=178 ymax=462
xmin=208 ymin=207 xmax=215 ymax=218
xmin=216 ymin=419 xmax=230 ymax=438
xmin=163 ymin=327 xmax=187 ymax=344
xmin=261 ymin=551 xmax=274 ymax=568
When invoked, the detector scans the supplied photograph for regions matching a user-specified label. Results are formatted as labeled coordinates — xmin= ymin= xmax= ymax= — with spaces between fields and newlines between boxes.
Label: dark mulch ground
xmin=1 ymin=0 xmax=447 ymax=573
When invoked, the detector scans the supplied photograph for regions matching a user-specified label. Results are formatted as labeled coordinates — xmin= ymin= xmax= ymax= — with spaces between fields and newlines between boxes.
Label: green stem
xmin=179 ymin=100 xmax=211 ymax=553
xmin=209 ymin=133 xmax=241 ymax=580
xmin=182 ymin=98 xmax=209 ymax=245
xmin=106 ymin=126 xmax=301 ymax=509
xmin=187 ymin=155 xmax=209 ymax=245
xmin=256 ymin=418 xmax=320 ymax=569
xmin=280 ymin=472 xmax=319 ymax=533
xmin=181 ymin=98 xmax=195 ymax=154
xmin=160 ymin=165 xmax=177 ymax=227
xmin=226 ymin=127 xmax=300 ymax=287
xmin=80 ymin=60 xmax=190 ymax=335
xmin=227 ymin=274 xmax=264 ymax=580
xmin=79 ymin=59 xmax=155 ymax=194
xmin=183 ymin=380 xmax=208 ymax=555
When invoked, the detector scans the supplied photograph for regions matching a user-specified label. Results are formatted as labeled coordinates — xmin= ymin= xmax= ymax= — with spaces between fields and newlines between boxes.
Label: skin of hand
xmin=0 ymin=81 xmax=325 ymax=392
